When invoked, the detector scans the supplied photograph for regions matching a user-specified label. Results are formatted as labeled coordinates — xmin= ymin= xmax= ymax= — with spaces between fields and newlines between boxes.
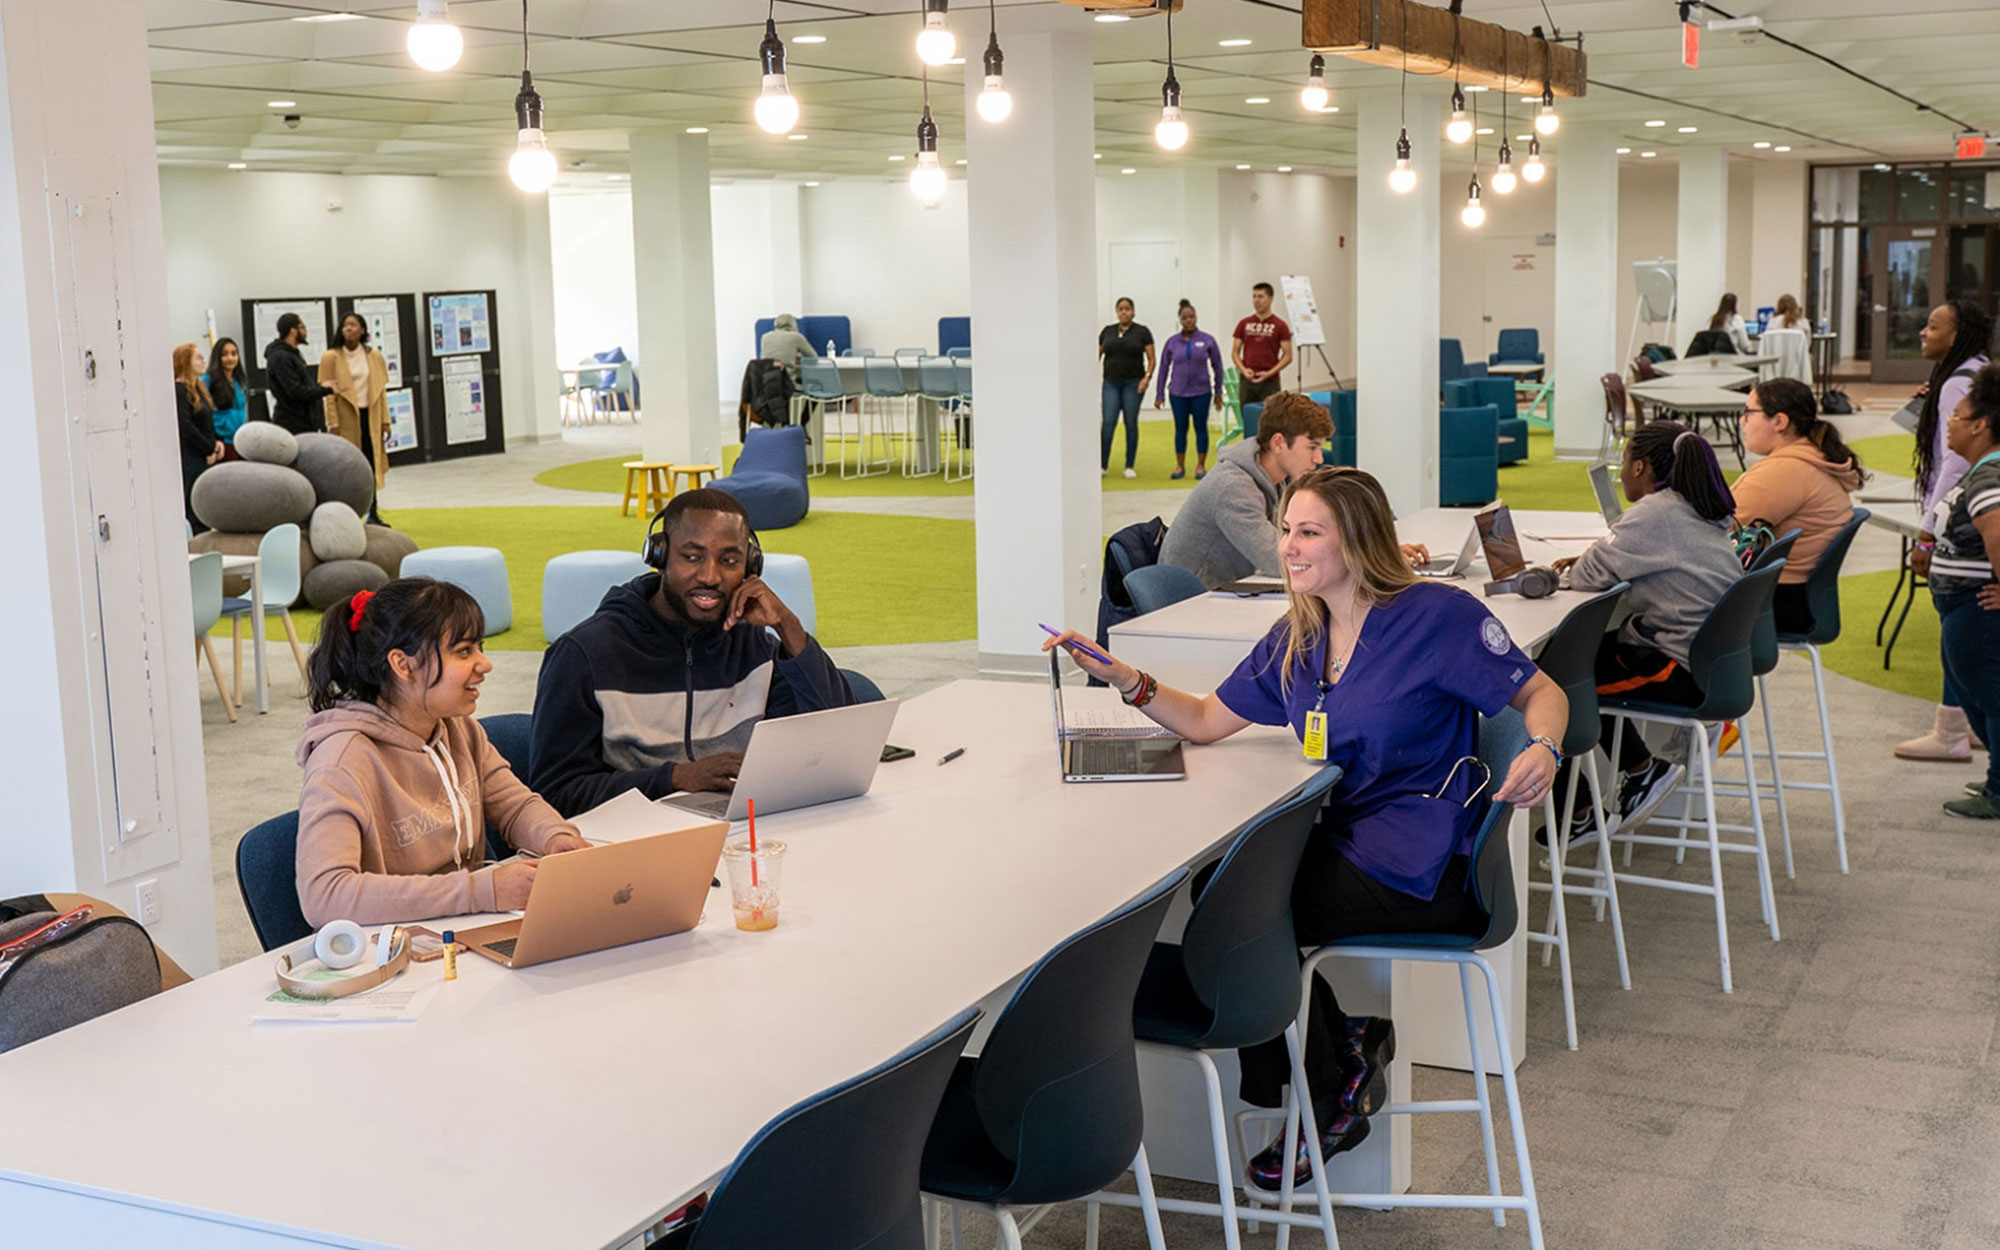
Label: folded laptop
xmin=459 ymin=823 xmax=727 ymax=969
xmin=1049 ymin=651 xmax=1185 ymax=782
xmin=1588 ymin=462 xmax=1624 ymax=526
xmin=665 ymin=699 xmax=901 ymax=822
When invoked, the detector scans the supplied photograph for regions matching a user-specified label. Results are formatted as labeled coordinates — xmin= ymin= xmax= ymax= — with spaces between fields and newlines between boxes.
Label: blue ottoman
xmin=758 ymin=553 xmax=817 ymax=636
xmin=403 ymin=546 xmax=513 ymax=635
xmin=543 ymin=550 xmax=651 ymax=641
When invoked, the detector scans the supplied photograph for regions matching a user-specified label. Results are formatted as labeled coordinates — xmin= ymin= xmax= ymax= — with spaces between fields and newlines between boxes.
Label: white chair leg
xmin=1458 ymin=963 xmax=1506 ymax=1226
xmin=1582 ymin=761 xmax=1632 ymax=990
xmin=1190 ymin=1050 xmax=1246 ymax=1250
xmin=996 ymin=1208 xmax=1024 ymax=1250
xmin=1129 ymin=1144 xmax=1169 ymax=1250
xmin=1476 ymin=953 xmax=1548 ymax=1250
xmin=926 ymin=1197 xmax=943 ymax=1250
xmin=1810 ymin=645 xmax=1850 ymax=873
xmin=1696 ymin=742 xmax=1734 ymax=993
xmin=1612 ymin=718 xmax=1637 ymax=868
xmin=1282 ymin=1021 xmax=1342 ymax=1250
xmin=949 ymin=1205 xmax=964 ymax=1250
xmin=1735 ymin=722 xmax=1781 ymax=941
xmin=1538 ymin=768 xmax=1579 ymax=1050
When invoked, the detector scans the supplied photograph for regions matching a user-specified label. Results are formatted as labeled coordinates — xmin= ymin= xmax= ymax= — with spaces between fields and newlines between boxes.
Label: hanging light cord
xmin=987 ymin=0 xmax=996 ymax=37
xmin=521 ymin=0 xmax=530 ymax=70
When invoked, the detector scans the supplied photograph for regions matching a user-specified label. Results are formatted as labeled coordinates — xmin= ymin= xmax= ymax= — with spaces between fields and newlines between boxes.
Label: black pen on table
xmin=937 ymin=747 xmax=966 ymax=766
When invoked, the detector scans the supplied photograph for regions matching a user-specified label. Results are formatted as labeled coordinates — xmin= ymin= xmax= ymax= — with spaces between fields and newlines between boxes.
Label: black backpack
xmin=1093 ymin=517 xmax=1168 ymax=685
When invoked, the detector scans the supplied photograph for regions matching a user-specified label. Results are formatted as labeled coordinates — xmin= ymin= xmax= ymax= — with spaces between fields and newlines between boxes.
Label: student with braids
xmin=1898 ymin=298 xmax=1995 ymax=762
xmin=295 ymin=577 xmax=587 ymax=927
xmin=1551 ymin=421 xmax=1743 ymax=838
xmin=1733 ymin=377 xmax=1864 ymax=634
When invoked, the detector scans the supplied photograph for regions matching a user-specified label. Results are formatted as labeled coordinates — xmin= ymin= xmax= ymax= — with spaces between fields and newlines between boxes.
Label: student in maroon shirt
xmin=1233 ymin=282 xmax=1294 ymax=405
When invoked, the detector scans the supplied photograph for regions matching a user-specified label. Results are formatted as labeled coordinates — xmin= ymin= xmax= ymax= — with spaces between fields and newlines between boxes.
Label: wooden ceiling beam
xmin=1301 ymin=0 xmax=1587 ymax=99
xmin=1046 ymin=0 xmax=1182 ymax=11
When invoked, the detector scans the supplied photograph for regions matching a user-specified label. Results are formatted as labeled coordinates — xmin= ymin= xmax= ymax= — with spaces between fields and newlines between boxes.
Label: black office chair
xmin=1257 ymin=710 xmax=1544 ymax=1245
xmin=235 ymin=811 xmax=310 ymax=952
xmin=920 ymin=871 xmax=1186 ymax=1250
xmin=1525 ymin=583 xmax=1632 ymax=1052
xmin=1089 ymin=767 xmax=1346 ymax=1248
xmin=1599 ymin=561 xmax=1784 ymax=994
xmin=660 ymin=1007 xmax=981 ymax=1250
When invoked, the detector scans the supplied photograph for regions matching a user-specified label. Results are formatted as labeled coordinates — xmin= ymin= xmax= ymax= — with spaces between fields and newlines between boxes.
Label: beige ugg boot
xmin=1895 ymin=704 xmax=1974 ymax=762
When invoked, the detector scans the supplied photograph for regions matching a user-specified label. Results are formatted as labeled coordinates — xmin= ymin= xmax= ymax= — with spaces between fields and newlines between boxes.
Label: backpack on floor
xmin=0 ymin=893 xmax=163 ymax=1053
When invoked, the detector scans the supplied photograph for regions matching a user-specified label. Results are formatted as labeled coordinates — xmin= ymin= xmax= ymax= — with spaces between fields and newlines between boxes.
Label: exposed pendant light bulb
xmin=1492 ymin=141 xmax=1517 ymax=194
xmin=1461 ymin=176 xmax=1486 ymax=228
xmin=408 ymin=0 xmax=464 ymax=72
xmin=1299 ymin=53 xmax=1329 ymax=112
xmin=976 ymin=31 xmax=1011 ymax=122
xmin=909 ymin=105 xmax=946 ymax=204
xmin=1522 ymin=135 xmax=1546 ymax=182
xmin=1389 ymin=127 xmax=1416 ymax=193
xmin=1535 ymin=87 xmax=1559 ymax=135
xmin=508 ymin=72 xmax=557 ymax=192
xmin=916 ymin=0 xmax=955 ymax=67
xmin=1155 ymin=70 xmax=1188 ymax=151
xmin=753 ymin=18 xmax=799 ymax=134
xmin=1445 ymin=84 xmax=1472 ymax=144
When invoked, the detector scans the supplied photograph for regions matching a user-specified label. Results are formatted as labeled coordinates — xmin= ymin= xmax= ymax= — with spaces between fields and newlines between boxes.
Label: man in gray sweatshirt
xmin=1159 ymin=392 xmax=1334 ymax=588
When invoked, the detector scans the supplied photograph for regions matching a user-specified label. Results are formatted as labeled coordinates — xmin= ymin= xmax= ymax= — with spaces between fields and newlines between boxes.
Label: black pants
xmin=1236 ymin=834 xmax=1484 ymax=1115
xmin=1240 ymin=373 xmax=1284 ymax=405
xmin=1550 ymin=637 xmax=1705 ymax=810
xmin=181 ymin=453 xmax=209 ymax=535
xmin=358 ymin=409 xmax=382 ymax=523
xmin=1772 ymin=582 xmax=1813 ymax=636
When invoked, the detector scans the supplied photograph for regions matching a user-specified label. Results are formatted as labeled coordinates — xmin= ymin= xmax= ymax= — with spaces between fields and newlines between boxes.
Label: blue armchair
xmin=1489 ymin=327 xmax=1544 ymax=368
xmin=1309 ymin=389 xmax=1358 ymax=467
xmin=712 ymin=426 xmax=810 ymax=530
xmin=937 ymin=316 xmax=970 ymax=356
xmin=1440 ymin=338 xmax=1490 ymax=389
xmin=1443 ymin=377 xmax=1529 ymax=465
xmin=1440 ymin=404 xmax=1500 ymax=507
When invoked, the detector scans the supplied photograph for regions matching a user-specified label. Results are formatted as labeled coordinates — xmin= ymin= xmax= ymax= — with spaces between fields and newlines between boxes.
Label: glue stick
xmin=442 ymin=929 xmax=458 ymax=981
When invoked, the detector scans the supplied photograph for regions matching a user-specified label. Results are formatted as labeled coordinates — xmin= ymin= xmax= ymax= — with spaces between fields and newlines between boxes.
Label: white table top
xmin=1627 ymin=384 xmax=1752 ymax=412
xmin=187 ymin=551 xmax=259 ymax=571
xmin=1654 ymin=354 xmax=1777 ymax=374
xmin=1486 ymin=362 xmax=1545 ymax=376
xmin=0 ymin=681 xmax=1312 ymax=1250
xmin=1632 ymin=369 xmax=1756 ymax=390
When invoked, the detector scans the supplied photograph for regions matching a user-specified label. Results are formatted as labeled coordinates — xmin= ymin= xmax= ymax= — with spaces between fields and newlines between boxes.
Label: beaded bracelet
xmin=1120 ymin=671 xmax=1159 ymax=708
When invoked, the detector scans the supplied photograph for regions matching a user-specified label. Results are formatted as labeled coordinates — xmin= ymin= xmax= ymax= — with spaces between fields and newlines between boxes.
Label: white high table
xmin=190 ymin=550 xmax=267 ymax=714
xmin=829 ymin=356 xmax=953 ymax=475
xmin=0 ymin=680 xmax=1318 ymax=1250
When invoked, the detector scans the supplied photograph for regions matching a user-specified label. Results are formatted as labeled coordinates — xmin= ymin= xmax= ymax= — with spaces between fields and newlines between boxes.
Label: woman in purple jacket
xmin=1154 ymin=299 xmax=1227 ymax=480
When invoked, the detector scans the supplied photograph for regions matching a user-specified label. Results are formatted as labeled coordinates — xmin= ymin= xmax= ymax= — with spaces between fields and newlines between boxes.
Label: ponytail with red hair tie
xmin=347 ymin=589 xmax=374 ymax=633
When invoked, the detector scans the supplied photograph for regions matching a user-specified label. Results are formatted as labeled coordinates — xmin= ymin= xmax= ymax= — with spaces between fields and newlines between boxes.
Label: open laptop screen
xmin=1474 ymin=503 xmax=1526 ymax=580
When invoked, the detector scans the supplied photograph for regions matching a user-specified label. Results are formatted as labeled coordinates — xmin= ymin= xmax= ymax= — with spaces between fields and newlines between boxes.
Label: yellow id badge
xmin=1302 ymin=710 xmax=1328 ymax=761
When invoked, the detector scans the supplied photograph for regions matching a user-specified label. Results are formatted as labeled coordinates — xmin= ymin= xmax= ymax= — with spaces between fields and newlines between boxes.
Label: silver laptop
xmin=1048 ymin=651 xmax=1186 ymax=782
xmin=1588 ymin=462 xmax=1624 ymax=526
xmin=1474 ymin=501 xmax=1528 ymax=580
xmin=665 ymin=699 xmax=901 ymax=821
xmin=1415 ymin=524 xmax=1481 ymax=579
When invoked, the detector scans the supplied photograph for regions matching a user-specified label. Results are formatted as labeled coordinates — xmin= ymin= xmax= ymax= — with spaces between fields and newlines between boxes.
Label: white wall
xmin=799 ymin=181 xmax=972 ymax=358
xmin=1618 ymin=163 xmax=1682 ymax=352
xmin=1749 ymin=160 xmax=1810 ymax=313
xmin=159 ymin=169 xmax=562 ymax=443
xmin=549 ymin=188 xmax=639 ymax=369
xmin=1218 ymin=171 xmax=1352 ymax=386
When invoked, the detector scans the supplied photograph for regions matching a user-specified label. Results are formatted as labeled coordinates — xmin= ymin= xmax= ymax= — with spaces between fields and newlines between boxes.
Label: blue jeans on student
xmin=1101 ymin=379 xmax=1141 ymax=469
xmin=1170 ymin=393 xmax=1212 ymax=458
xmin=1937 ymin=589 xmax=2000 ymax=795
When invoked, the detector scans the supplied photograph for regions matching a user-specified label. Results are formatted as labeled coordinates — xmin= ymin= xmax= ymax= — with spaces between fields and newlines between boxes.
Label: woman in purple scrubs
xmin=1045 ymin=467 xmax=1568 ymax=1191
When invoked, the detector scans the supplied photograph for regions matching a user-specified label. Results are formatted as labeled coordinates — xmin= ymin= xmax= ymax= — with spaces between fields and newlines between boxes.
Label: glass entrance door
xmin=1871 ymin=227 xmax=1945 ymax=382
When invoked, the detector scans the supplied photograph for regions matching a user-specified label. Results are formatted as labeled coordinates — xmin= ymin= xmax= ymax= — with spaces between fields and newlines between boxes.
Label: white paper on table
xmin=570 ymin=788 xmax=720 ymax=845
xmin=251 ymin=970 xmax=444 ymax=1025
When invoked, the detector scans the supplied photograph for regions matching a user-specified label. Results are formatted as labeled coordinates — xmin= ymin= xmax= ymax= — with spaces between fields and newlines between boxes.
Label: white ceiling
xmin=147 ymin=0 xmax=2000 ymax=184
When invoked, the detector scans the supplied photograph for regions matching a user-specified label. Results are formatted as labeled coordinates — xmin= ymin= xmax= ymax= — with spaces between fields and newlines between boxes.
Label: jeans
xmin=1169 ymin=394 xmax=1211 ymax=458
xmin=1100 ymin=378 xmax=1141 ymax=469
xmin=1937 ymin=589 xmax=2000 ymax=795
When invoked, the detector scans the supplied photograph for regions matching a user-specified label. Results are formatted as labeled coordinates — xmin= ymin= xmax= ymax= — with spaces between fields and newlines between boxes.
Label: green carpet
xmin=1849 ymin=433 xmax=1916 ymax=480
xmin=1817 ymin=567 xmax=1941 ymax=701
xmin=1493 ymin=431 xmax=1745 ymax=513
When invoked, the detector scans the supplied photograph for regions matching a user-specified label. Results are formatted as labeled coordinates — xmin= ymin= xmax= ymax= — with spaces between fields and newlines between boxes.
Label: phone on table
xmin=881 ymin=744 xmax=916 ymax=763
xmin=406 ymin=927 xmax=447 ymax=963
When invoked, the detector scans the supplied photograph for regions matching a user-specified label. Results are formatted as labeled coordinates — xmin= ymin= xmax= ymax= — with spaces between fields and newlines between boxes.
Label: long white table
xmin=0 ymin=680 xmax=1316 ymax=1250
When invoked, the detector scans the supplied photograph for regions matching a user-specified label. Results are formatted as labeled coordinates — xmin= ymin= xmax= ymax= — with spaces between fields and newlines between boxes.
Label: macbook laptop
xmin=1588 ymin=462 xmax=1624 ymax=526
xmin=458 ymin=823 xmax=727 ymax=969
xmin=1474 ymin=501 xmax=1527 ymax=580
xmin=1414 ymin=524 xmax=1481 ymax=579
xmin=665 ymin=699 xmax=901 ymax=822
xmin=1048 ymin=651 xmax=1186 ymax=782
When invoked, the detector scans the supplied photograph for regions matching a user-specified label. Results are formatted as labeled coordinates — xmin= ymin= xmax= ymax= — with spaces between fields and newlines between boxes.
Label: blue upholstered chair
xmin=1123 ymin=563 xmax=1207 ymax=616
xmin=1488 ymin=327 xmax=1544 ymax=369
xmin=937 ymin=316 xmax=971 ymax=356
xmin=235 ymin=812 xmax=309 ymax=952
xmin=754 ymin=315 xmax=851 ymax=359
xmin=757 ymin=553 xmax=817 ymax=635
xmin=1439 ymin=404 xmax=1500 ymax=506
xmin=1440 ymin=338 xmax=1490 ymax=389
xmin=542 ymin=551 xmax=650 ymax=641
xmin=1444 ymin=377 xmax=1530 ymax=465
xmin=1310 ymin=389 xmax=1358 ymax=467
xmin=712 ymin=425 xmax=810 ymax=530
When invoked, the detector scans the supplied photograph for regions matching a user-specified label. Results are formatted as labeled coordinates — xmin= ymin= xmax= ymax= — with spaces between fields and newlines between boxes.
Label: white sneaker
xmin=1101 ymin=467 xmax=1107 ymax=477
xmin=1123 ymin=467 xmax=1138 ymax=479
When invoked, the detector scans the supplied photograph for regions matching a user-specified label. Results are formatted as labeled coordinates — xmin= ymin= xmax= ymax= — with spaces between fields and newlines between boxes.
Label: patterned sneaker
xmin=1334 ymin=1016 xmax=1396 ymax=1116
xmin=1243 ymin=1113 xmax=1372 ymax=1193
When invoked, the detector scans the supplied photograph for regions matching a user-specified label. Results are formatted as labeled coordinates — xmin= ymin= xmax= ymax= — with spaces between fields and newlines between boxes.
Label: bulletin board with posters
xmin=416 ymin=289 xmax=505 ymax=460
xmin=335 ymin=292 xmax=427 ymax=467
xmin=239 ymin=296 xmax=333 ymax=396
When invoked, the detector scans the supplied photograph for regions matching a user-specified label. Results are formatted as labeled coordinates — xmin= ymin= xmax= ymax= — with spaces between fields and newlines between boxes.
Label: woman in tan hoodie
xmin=1734 ymin=377 xmax=1865 ymax=635
xmin=296 ymin=578 xmax=586 ymax=927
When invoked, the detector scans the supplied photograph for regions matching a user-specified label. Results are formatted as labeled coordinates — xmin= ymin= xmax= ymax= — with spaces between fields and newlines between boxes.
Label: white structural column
xmin=631 ymin=131 xmax=721 ymax=466
xmin=1677 ymin=147 xmax=1730 ymax=342
xmin=964 ymin=27 xmax=1100 ymax=674
xmin=0 ymin=0 xmax=220 ymax=972
xmin=515 ymin=192 xmax=565 ymax=443
xmin=1355 ymin=90 xmax=1442 ymax=516
xmin=764 ymin=183 xmax=806 ymax=314
xmin=1553 ymin=124 xmax=1621 ymax=459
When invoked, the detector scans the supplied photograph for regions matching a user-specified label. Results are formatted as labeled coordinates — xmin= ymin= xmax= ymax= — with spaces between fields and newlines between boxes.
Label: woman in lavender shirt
xmin=1153 ymin=299 xmax=1226 ymax=479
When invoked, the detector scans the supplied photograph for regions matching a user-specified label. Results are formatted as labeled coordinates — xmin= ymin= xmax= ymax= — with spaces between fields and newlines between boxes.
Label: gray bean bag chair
xmin=303 ymin=558 xmax=389 ymax=610
xmin=292 ymin=433 xmax=375 ymax=517
xmin=362 ymin=525 xmax=418 ymax=579
xmin=233 ymin=421 xmax=299 ymax=466
xmin=309 ymin=502 xmax=367 ymax=562
xmin=190 ymin=462 xmax=315 ymax=534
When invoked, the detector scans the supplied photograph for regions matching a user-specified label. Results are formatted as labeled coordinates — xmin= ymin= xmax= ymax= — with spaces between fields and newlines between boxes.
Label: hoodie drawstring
xmin=423 ymin=738 xmax=474 ymax=869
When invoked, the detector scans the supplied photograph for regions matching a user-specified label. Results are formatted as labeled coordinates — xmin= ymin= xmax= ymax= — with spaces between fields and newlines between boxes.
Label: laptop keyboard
xmin=483 ymin=938 xmax=518 ymax=959
xmin=670 ymin=791 xmax=731 ymax=819
xmin=1069 ymin=739 xmax=1147 ymax=775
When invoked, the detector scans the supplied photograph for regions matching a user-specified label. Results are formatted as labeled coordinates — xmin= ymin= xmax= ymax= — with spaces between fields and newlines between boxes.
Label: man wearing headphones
xmin=529 ymin=489 xmax=853 ymax=817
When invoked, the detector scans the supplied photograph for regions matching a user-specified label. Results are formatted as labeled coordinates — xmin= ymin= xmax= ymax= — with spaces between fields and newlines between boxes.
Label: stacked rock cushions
xmin=189 ymin=425 xmax=416 ymax=608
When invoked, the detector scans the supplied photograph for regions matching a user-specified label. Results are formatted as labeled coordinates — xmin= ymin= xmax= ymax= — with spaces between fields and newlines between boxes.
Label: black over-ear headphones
xmin=642 ymin=503 xmax=763 ymax=577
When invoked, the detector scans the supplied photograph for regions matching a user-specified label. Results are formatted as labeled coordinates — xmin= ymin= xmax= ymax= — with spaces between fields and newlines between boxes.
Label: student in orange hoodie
xmin=295 ymin=578 xmax=587 ymax=928
xmin=1733 ymin=377 xmax=1865 ymax=635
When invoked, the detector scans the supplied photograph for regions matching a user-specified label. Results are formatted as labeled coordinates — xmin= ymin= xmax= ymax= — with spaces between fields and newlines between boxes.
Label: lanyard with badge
xmin=1303 ymin=679 xmax=1332 ymax=761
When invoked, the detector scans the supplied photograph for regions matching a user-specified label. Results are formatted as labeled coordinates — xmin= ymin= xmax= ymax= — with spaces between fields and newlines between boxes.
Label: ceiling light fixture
xmin=228 ymin=162 xmax=248 ymax=170
xmin=1154 ymin=5 xmax=1188 ymax=152
xmin=788 ymin=133 xmax=809 ymax=140
xmin=753 ymin=3 xmax=799 ymax=135
xmin=916 ymin=0 xmax=955 ymax=66
xmin=1462 ymin=175 xmax=1485 ymax=227
xmin=1678 ymin=126 xmax=1697 ymax=133
xmin=1235 ymin=163 xmax=1252 ymax=170
xmin=1389 ymin=12 xmax=1416 ymax=194
xmin=1752 ymin=141 xmax=1771 ymax=149
xmin=1219 ymin=38 xmax=1251 ymax=47
xmin=1094 ymin=13 xmax=1129 ymax=22
xmin=1245 ymin=97 xmax=1271 ymax=105
xmin=408 ymin=0 xmax=464 ymax=71
xmin=1300 ymin=53 xmax=1329 ymax=112
xmin=1522 ymin=134 xmax=1545 ymax=182
xmin=804 ymin=180 xmax=820 ymax=186
xmin=794 ymin=34 xmax=826 ymax=43
xmin=1121 ymin=167 xmax=1136 ymax=174
xmin=1640 ymin=150 xmax=1657 ymax=158
xmin=1277 ymin=165 xmax=1293 ymax=172
xmin=1616 ymin=146 xmax=1631 ymax=154
xmin=1644 ymin=119 xmax=1666 ymax=127
xmin=508 ymin=0 xmax=557 ymax=193
xmin=1773 ymin=144 xmax=1791 ymax=152
xmin=1475 ymin=127 xmax=1494 ymax=136
xmin=975 ymin=0 xmax=1011 ymax=123
xmin=686 ymin=126 xmax=709 ymax=134
xmin=1492 ymin=67 xmax=1516 ymax=195
xmin=1446 ymin=84 xmax=1472 ymax=144
xmin=1390 ymin=128 xmax=1416 ymax=193
xmin=1532 ymin=30 xmax=1558 ymax=136
xmin=910 ymin=85 xmax=946 ymax=205
xmin=268 ymin=100 xmax=297 ymax=108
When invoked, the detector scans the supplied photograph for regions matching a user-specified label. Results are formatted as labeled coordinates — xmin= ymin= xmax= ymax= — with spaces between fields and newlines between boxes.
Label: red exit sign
xmin=1959 ymin=134 xmax=1988 ymax=160
xmin=1682 ymin=21 xmax=1699 ymax=68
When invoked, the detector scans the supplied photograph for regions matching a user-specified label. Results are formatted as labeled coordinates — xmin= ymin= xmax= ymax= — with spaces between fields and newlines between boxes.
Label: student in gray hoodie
xmin=296 ymin=578 xmax=586 ymax=928
xmin=1551 ymin=421 xmax=1743 ymax=837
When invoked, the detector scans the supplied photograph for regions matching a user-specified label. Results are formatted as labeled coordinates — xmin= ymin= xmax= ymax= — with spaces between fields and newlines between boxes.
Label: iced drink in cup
xmin=722 ymin=838 xmax=786 ymax=931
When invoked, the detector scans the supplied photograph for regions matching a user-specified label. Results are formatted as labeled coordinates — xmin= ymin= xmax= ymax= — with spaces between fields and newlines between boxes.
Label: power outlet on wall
xmin=135 ymin=879 xmax=162 ymax=926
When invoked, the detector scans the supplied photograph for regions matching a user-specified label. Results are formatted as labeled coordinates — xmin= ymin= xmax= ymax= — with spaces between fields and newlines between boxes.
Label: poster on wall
xmin=428 ymin=292 xmax=492 ymax=355
xmin=442 ymin=356 xmax=486 ymax=445
xmin=354 ymin=296 xmax=405 ymax=387
xmin=383 ymin=388 xmax=419 ymax=453
xmin=251 ymin=298 xmax=331 ymax=356
xmin=1279 ymin=275 xmax=1326 ymax=347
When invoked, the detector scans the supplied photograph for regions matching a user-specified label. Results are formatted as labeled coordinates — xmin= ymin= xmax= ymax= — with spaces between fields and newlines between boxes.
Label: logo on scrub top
xmin=1481 ymin=618 xmax=1511 ymax=656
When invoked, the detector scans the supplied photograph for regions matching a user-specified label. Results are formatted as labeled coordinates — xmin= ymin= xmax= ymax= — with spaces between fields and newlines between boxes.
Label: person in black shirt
xmin=174 ymin=342 xmax=221 ymax=534
xmin=1098 ymin=297 xmax=1155 ymax=478
xmin=264 ymin=312 xmax=343 ymax=434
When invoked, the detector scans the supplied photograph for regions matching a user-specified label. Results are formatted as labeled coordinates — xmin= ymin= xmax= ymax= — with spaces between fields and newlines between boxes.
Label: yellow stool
xmin=671 ymin=464 xmax=720 ymax=495
xmin=621 ymin=460 xmax=674 ymax=518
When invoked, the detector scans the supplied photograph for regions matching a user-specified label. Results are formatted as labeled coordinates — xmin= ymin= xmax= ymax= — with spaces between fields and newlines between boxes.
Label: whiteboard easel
xmin=1280 ymin=274 xmax=1340 ymax=390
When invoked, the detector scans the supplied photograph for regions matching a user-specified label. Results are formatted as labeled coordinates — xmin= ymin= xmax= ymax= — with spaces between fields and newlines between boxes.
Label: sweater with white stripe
xmin=1930 ymin=458 xmax=2000 ymax=595
xmin=529 ymin=573 xmax=853 ymax=816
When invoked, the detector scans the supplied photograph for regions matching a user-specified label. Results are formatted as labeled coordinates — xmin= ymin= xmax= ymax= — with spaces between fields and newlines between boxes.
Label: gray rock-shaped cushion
xmin=303 ymin=558 xmax=389 ymax=610
xmin=292 ymin=433 xmax=375 ymax=515
xmin=309 ymin=501 xmax=367 ymax=562
xmin=190 ymin=461 xmax=315 ymax=534
xmin=187 ymin=530 xmax=318 ymax=603
xmin=362 ymin=525 xmax=418 ymax=579
xmin=233 ymin=421 xmax=298 ymax=466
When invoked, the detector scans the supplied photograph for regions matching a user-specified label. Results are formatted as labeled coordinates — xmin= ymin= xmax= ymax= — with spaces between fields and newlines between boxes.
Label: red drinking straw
xmin=747 ymin=798 xmax=759 ymax=887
